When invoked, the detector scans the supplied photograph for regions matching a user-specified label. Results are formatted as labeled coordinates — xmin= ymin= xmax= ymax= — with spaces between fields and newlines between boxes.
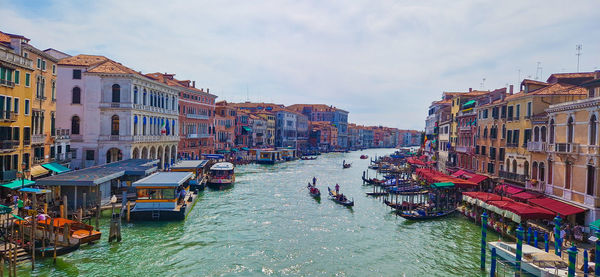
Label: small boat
xmin=342 ymin=162 xmax=352 ymax=169
xmin=365 ymin=191 xmax=387 ymax=197
xmin=361 ymin=176 xmax=384 ymax=185
xmin=360 ymin=155 xmax=368 ymax=159
xmin=18 ymin=217 xmax=102 ymax=245
xmin=328 ymin=187 xmax=354 ymax=206
xmin=300 ymin=156 xmax=317 ymax=160
xmin=28 ymin=243 xmax=81 ymax=257
xmin=307 ymin=184 xmax=321 ymax=198
xmin=397 ymin=209 xmax=455 ymax=220
xmin=368 ymin=164 xmax=379 ymax=170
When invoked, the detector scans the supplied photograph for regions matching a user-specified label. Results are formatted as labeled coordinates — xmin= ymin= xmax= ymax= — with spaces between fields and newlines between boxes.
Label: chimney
xmin=191 ymin=81 xmax=195 ymax=88
xmin=207 ymin=88 xmax=210 ymax=93
xmin=469 ymin=88 xmax=472 ymax=92
xmin=509 ymin=85 xmax=514 ymax=95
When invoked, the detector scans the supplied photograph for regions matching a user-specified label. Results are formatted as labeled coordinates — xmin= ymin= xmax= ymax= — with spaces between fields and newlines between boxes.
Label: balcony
xmin=31 ymin=134 xmax=47 ymax=145
xmin=499 ymin=170 xmax=529 ymax=183
xmin=0 ymin=170 xmax=17 ymax=182
xmin=133 ymin=135 xmax=179 ymax=143
xmin=55 ymin=151 xmax=72 ymax=162
xmin=455 ymin=146 xmax=470 ymax=153
xmin=553 ymin=143 xmax=579 ymax=154
xmin=506 ymin=142 xmax=519 ymax=148
xmin=33 ymin=157 xmax=44 ymax=164
xmin=0 ymin=140 xmax=18 ymax=151
xmin=99 ymin=102 xmax=134 ymax=109
xmin=132 ymin=104 xmax=178 ymax=115
xmin=98 ymin=135 xmax=133 ymax=142
xmin=186 ymin=114 xmax=210 ymax=120
xmin=588 ymin=145 xmax=600 ymax=155
xmin=0 ymin=79 xmax=15 ymax=88
xmin=0 ymin=111 xmax=16 ymax=122
xmin=527 ymin=141 xmax=547 ymax=152
xmin=186 ymin=133 xmax=211 ymax=139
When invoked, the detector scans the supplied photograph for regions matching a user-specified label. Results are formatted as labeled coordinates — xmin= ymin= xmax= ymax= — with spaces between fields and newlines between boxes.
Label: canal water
xmin=23 ymin=148 xmax=510 ymax=276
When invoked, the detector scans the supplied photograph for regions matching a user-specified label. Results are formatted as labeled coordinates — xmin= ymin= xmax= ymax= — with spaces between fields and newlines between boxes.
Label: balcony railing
xmin=499 ymin=170 xmax=529 ymax=183
xmin=31 ymin=134 xmax=47 ymax=145
xmin=186 ymin=114 xmax=210 ymax=120
xmin=33 ymin=157 xmax=44 ymax=164
xmin=99 ymin=102 xmax=134 ymax=109
xmin=506 ymin=142 xmax=519 ymax=148
xmin=0 ymin=140 xmax=18 ymax=151
xmin=0 ymin=170 xmax=17 ymax=182
xmin=553 ymin=143 xmax=579 ymax=154
xmin=589 ymin=145 xmax=600 ymax=155
xmin=133 ymin=135 xmax=179 ymax=142
xmin=0 ymin=79 xmax=15 ymax=88
xmin=55 ymin=152 xmax=72 ymax=162
xmin=132 ymin=104 xmax=178 ymax=115
xmin=527 ymin=141 xmax=547 ymax=152
xmin=0 ymin=111 xmax=16 ymax=122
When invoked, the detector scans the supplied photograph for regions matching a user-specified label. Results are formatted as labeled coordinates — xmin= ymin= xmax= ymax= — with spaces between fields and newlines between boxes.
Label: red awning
xmin=529 ymin=197 xmax=587 ymax=217
xmin=511 ymin=191 xmax=542 ymax=202
xmin=451 ymin=170 xmax=466 ymax=177
xmin=464 ymin=173 xmax=488 ymax=184
xmin=463 ymin=191 xmax=503 ymax=202
xmin=504 ymin=202 xmax=555 ymax=221
xmin=495 ymin=184 xmax=524 ymax=195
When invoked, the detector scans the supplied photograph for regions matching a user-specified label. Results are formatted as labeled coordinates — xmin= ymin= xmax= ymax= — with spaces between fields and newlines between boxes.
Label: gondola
xmin=328 ymin=187 xmax=354 ymax=207
xmin=342 ymin=163 xmax=352 ymax=169
xmin=365 ymin=191 xmax=388 ymax=197
xmin=361 ymin=176 xmax=384 ymax=185
xmin=27 ymin=242 xmax=81 ymax=257
xmin=360 ymin=155 xmax=368 ymax=159
xmin=300 ymin=156 xmax=317 ymax=160
xmin=397 ymin=209 xmax=456 ymax=221
xmin=307 ymin=184 xmax=321 ymax=198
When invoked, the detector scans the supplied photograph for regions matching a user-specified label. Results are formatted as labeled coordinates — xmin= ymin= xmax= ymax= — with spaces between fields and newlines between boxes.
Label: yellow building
xmin=256 ymin=111 xmax=275 ymax=146
xmin=501 ymin=78 xmax=588 ymax=189
xmin=0 ymin=32 xmax=34 ymax=185
xmin=545 ymin=72 xmax=600 ymax=225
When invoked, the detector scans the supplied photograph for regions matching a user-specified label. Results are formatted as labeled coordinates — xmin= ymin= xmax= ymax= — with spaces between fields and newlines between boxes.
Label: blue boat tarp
xmin=202 ymin=154 xmax=225 ymax=159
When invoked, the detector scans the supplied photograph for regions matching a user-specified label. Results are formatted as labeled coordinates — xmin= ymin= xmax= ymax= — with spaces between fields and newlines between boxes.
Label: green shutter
xmin=0 ymin=67 xmax=5 ymax=80
xmin=14 ymin=70 xmax=19 ymax=84
xmin=25 ymin=73 xmax=30 ymax=86
xmin=6 ymin=70 xmax=11 ymax=82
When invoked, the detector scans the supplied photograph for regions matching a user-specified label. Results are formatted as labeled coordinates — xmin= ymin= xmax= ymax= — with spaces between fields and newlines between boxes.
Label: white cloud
xmin=2 ymin=0 xmax=599 ymax=129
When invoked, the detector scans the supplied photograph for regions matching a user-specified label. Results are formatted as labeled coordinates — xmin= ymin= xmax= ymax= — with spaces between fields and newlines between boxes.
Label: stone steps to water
xmin=0 ymin=242 xmax=31 ymax=263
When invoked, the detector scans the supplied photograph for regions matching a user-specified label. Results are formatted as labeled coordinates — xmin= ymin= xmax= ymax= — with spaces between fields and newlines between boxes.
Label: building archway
xmin=150 ymin=146 xmax=156 ymax=160
xmin=157 ymin=146 xmax=164 ymax=169
xmin=132 ymin=147 xmax=140 ymax=159
xmin=171 ymin=145 xmax=177 ymax=165
xmin=141 ymin=147 xmax=148 ymax=159
xmin=106 ymin=148 xmax=123 ymax=164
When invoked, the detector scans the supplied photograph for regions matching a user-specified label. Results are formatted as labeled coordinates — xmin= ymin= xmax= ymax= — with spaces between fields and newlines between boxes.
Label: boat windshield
xmin=137 ymin=188 xmax=176 ymax=200
xmin=211 ymin=170 xmax=232 ymax=177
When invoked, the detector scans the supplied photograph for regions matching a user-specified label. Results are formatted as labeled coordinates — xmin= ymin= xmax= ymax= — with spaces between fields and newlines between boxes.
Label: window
xmin=539 ymin=162 xmax=545 ymax=182
xmin=567 ymin=117 xmax=574 ymax=143
xmin=587 ymin=165 xmax=595 ymax=196
xmin=112 ymin=84 xmax=120 ymax=103
xmin=591 ymin=115 xmax=597 ymax=145
xmin=548 ymin=160 xmax=553 ymax=184
xmin=72 ymin=87 xmax=81 ymax=104
xmin=86 ymin=150 xmax=95 ymax=161
xmin=565 ymin=162 xmax=572 ymax=189
xmin=512 ymin=160 xmax=517 ymax=174
xmin=507 ymin=106 xmax=513 ymax=119
xmin=527 ymin=102 xmax=532 ymax=118
xmin=52 ymin=65 xmax=56 ymax=75
xmin=25 ymin=73 xmax=30 ymax=87
xmin=71 ymin=116 xmax=80 ymax=135
xmin=24 ymin=99 xmax=30 ymax=115
xmin=541 ymin=126 xmax=547 ymax=142
xmin=111 ymin=115 xmax=119 ymax=135
xmin=73 ymin=69 xmax=81 ymax=79
xmin=37 ymin=58 xmax=41 ymax=69
xmin=41 ymin=60 xmax=46 ymax=70
xmin=134 ymin=86 xmax=138 ymax=104
xmin=51 ymin=81 xmax=56 ymax=101
xmin=534 ymin=127 xmax=539 ymax=142
xmin=13 ymin=98 xmax=18 ymax=114
xmin=14 ymin=70 xmax=19 ymax=84
xmin=516 ymin=104 xmax=520 ymax=119
xmin=502 ymin=124 xmax=506 ymax=139
xmin=590 ymin=88 xmax=596 ymax=98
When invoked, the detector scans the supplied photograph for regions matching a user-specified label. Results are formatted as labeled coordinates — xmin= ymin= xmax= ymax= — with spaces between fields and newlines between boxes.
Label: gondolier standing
xmin=313 ymin=177 xmax=317 ymax=186
xmin=335 ymin=184 xmax=340 ymax=194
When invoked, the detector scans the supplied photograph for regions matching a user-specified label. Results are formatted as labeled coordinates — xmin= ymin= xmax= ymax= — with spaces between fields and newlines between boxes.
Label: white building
xmin=56 ymin=55 xmax=179 ymax=169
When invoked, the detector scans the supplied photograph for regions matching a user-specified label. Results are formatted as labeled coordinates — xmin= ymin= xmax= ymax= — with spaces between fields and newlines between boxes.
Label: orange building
xmin=215 ymin=101 xmax=236 ymax=152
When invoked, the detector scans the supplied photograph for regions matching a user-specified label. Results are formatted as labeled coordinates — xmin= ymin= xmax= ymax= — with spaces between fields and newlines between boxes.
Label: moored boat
xmin=397 ymin=209 xmax=456 ymax=220
xmin=300 ymin=156 xmax=317 ymax=160
xmin=27 ymin=242 xmax=81 ymax=257
xmin=131 ymin=172 xmax=198 ymax=221
xmin=207 ymin=162 xmax=235 ymax=189
xmin=328 ymin=187 xmax=354 ymax=206
xmin=17 ymin=217 xmax=101 ymax=246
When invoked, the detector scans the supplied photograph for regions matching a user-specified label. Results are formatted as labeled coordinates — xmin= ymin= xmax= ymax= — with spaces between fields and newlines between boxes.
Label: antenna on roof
xmin=535 ymin=62 xmax=542 ymax=80
xmin=480 ymin=78 xmax=486 ymax=89
xmin=576 ymin=44 xmax=583 ymax=72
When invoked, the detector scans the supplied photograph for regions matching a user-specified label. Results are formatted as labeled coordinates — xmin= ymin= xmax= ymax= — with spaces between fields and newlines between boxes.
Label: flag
xmin=423 ymin=136 xmax=428 ymax=148
xmin=161 ymin=120 xmax=166 ymax=134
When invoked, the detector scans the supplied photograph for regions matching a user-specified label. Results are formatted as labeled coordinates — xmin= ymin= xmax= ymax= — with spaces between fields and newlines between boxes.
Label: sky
xmin=2 ymin=0 xmax=599 ymax=130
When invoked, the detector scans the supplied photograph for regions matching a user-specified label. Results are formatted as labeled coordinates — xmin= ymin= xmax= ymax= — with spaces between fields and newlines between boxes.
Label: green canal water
xmin=21 ymin=148 xmax=513 ymax=276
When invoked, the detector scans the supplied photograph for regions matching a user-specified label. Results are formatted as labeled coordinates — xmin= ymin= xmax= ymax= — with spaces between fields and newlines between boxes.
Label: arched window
xmin=590 ymin=115 xmax=597 ymax=145
xmin=143 ymin=89 xmax=147 ymax=105
xmin=111 ymin=115 xmax=119 ymax=135
xmin=549 ymin=119 xmax=555 ymax=144
xmin=112 ymin=84 xmax=121 ymax=103
xmin=134 ymin=86 xmax=138 ymax=104
xmin=133 ymin=115 xmax=138 ymax=136
xmin=512 ymin=160 xmax=517 ymax=174
xmin=143 ymin=117 xmax=147 ymax=135
xmin=532 ymin=161 xmax=538 ymax=180
xmin=567 ymin=117 xmax=574 ymax=143
xmin=72 ymin=87 xmax=81 ymax=104
xmin=534 ymin=126 xmax=539 ymax=142
xmin=502 ymin=124 xmax=506 ymax=139
xmin=506 ymin=159 xmax=510 ymax=172
xmin=71 ymin=116 xmax=80 ymax=135
xmin=587 ymin=162 xmax=595 ymax=196
xmin=524 ymin=161 xmax=529 ymax=177
xmin=541 ymin=126 xmax=547 ymax=142
xmin=539 ymin=162 xmax=545 ymax=182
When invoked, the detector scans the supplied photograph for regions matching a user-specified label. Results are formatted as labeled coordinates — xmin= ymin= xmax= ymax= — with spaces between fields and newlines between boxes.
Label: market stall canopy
xmin=529 ymin=197 xmax=587 ymax=217
xmin=451 ymin=170 xmax=466 ymax=177
xmin=462 ymin=172 xmax=488 ymax=184
xmin=18 ymin=187 xmax=51 ymax=194
xmin=30 ymin=165 xmax=49 ymax=178
xmin=462 ymin=100 xmax=476 ymax=108
xmin=431 ymin=182 xmax=454 ymax=188
xmin=41 ymin=162 xmax=72 ymax=174
xmin=495 ymin=184 xmax=524 ymax=195
xmin=590 ymin=219 xmax=600 ymax=231
xmin=1 ymin=179 xmax=35 ymax=190
xmin=511 ymin=191 xmax=542 ymax=202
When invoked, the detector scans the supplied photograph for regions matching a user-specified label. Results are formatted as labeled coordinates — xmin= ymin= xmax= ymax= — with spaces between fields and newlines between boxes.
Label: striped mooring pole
xmin=534 ymin=229 xmax=538 ymax=248
xmin=584 ymin=249 xmax=589 ymax=277
xmin=527 ymin=227 xmax=532 ymax=245
xmin=490 ymin=247 xmax=496 ymax=277
xmin=544 ymin=233 xmax=549 ymax=252
xmin=515 ymin=224 xmax=524 ymax=277
xmin=554 ymin=214 xmax=562 ymax=257
xmin=596 ymin=229 xmax=600 ymax=276
xmin=481 ymin=212 xmax=488 ymax=271
xmin=567 ymin=243 xmax=577 ymax=277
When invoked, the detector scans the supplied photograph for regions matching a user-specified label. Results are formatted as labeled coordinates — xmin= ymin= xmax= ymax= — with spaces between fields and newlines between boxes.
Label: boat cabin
xmin=255 ymin=149 xmax=283 ymax=164
xmin=131 ymin=172 xmax=196 ymax=220
xmin=208 ymin=162 xmax=235 ymax=186
xmin=278 ymin=148 xmax=297 ymax=161
xmin=170 ymin=160 xmax=209 ymax=190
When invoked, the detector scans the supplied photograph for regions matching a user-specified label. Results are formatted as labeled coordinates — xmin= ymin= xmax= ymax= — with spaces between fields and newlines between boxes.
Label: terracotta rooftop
xmin=87 ymin=59 xmax=140 ymax=75
xmin=521 ymin=79 xmax=549 ymax=87
xmin=287 ymin=104 xmax=347 ymax=113
xmin=506 ymin=83 xmax=586 ymax=101
xmin=58 ymin=54 xmax=109 ymax=66
xmin=0 ymin=32 xmax=11 ymax=43
xmin=547 ymin=72 xmax=596 ymax=82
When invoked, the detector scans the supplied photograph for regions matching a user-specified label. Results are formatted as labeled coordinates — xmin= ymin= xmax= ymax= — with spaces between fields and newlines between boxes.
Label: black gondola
xmin=328 ymin=187 xmax=354 ymax=206
xmin=397 ymin=209 xmax=455 ymax=220
xmin=307 ymin=183 xmax=321 ymax=198
xmin=27 ymin=243 xmax=81 ymax=257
